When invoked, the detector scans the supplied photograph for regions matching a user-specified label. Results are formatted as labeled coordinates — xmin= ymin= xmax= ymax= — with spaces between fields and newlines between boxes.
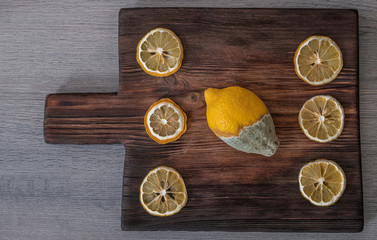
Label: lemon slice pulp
xmin=140 ymin=166 xmax=188 ymax=216
xmin=144 ymin=98 xmax=187 ymax=144
xmin=137 ymin=28 xmax=183 ymax=77
xmin=294 ymin=36 xmax=343 ymax=85
xmin=299 ymin=159 xmax=346 ymax=206
xmin=299 ymin=95 xmax=344 ymax=143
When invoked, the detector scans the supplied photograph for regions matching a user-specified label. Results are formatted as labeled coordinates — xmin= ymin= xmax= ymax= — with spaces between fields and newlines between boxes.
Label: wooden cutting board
xmin=44 ymin=8 xmax=363 ymax=232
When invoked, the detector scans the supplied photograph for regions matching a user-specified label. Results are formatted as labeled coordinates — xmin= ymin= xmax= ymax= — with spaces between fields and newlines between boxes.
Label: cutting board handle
xmin=44 ymin=93 xmax=134 ymax=144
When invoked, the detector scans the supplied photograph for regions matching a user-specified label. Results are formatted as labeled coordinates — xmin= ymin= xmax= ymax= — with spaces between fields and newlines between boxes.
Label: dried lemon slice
xmin=144 ymin=98 xmax=187 ymax=144
xmin=137 ymin=28 xmax=183 ymax=77
xmin=299 ymin=159 xmax=346 ymax=206
xmin=140 ymin=166 xmax=188 ymax=217
xmin=294 ymin=36 xmax=343 ymax=85
xmin=299 ymin=95 xmax=344 ymax=143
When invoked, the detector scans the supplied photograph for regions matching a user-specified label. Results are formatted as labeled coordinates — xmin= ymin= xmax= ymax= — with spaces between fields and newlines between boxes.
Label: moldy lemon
xmin=204 ymin=86 xmax=279 ymax=157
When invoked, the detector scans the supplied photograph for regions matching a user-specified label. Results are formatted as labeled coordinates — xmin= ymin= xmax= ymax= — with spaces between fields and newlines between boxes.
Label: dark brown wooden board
xmin=44 ymin=8 xmax=362 ymax=232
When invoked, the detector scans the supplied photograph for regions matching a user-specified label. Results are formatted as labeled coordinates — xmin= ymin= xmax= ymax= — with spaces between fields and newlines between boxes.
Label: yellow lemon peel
xmin=204 ymin=86 xmax=279 ymax=156
xmin=204 ymin=86 xmax=269 ymax=137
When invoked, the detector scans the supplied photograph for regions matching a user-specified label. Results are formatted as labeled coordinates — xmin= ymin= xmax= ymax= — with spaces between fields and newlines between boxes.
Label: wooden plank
xmin=118 ymin=8 xmax=362 ymax=232
xmin=44 ymin=93 xmax=147 ymax=144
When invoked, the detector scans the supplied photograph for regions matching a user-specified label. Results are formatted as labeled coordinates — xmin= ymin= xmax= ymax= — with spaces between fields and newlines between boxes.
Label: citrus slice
xmin=140 ymin=166 xmax=188 ymax=217
xmin=299 ymin=95 xmax=344 ymax=143
xmin=144 ymin=98 xmax=187 ymax=144
xmin=294 ymin=36 xmax=343 ymax=85
xmin=137 ymin=28 xmax=183 ymax=77
xmin=299 ymin=159 xmax=346 ymax=206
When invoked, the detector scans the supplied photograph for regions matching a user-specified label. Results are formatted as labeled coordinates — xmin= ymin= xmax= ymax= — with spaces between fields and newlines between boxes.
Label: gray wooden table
xmin=1 ymin=1 xmax=376 ymax=239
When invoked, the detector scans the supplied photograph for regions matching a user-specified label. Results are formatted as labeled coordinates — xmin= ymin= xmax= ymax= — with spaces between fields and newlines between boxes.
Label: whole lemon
xmin=204 ymin=86 xmax=279 ymax=157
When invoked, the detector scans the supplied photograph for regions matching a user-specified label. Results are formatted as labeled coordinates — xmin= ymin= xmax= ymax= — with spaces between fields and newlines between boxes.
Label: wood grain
xmin=43 ymin=8 xmax=362 ymax=232
xmin=119 ymin=8 xmax=362 ymax=232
